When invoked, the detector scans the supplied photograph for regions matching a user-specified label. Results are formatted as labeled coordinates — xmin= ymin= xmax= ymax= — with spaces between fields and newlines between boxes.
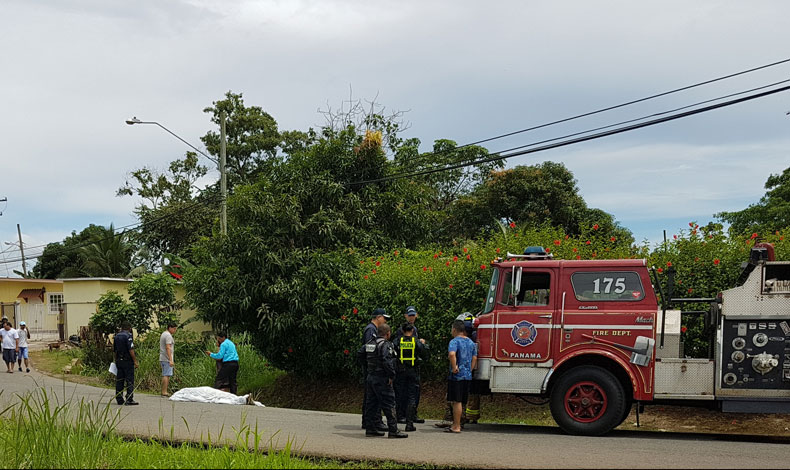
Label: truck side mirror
xmin=629 ymin=336 xmax=656 ymax=367
xmin=511 ymin=267 xmax=522 ymax=306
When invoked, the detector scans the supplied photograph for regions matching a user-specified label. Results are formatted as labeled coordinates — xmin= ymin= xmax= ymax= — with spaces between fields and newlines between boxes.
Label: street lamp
xmin=125 ymin=114 xmax=228 ymax=235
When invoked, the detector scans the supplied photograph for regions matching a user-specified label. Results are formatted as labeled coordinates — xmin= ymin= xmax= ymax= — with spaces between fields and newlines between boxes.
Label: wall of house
xmin=62 ymin=279 xmax=210 ymax=338
xmin=0 ymin=279 xmax=63 ymax=331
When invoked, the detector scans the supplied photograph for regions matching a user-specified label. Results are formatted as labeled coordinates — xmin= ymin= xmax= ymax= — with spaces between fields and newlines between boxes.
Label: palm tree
xmin=59 ymin=224 xmax=146 ymax=278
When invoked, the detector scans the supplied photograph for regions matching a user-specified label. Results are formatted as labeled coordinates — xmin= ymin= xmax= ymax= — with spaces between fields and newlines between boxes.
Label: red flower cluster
xmin=453 ymin=256 xmax=458 ymax=262
xmin=353 ymin=307 xmax=358 ymax=315
xmin=375 ymin=261 xmax=381 ymax=266
xmin=445 ymin=261 xmax=450 ymax=266
xmin=666 ymin=261 xmax=672 ymax=267
xmin=751 ymin=233 xmax=759 ymax=239
xmin=475 ymin=280 xmax=481 ymax=286
xmin=433 ymin=253 xmax=439 ymax=259
xmin=509 ymin=222 xmax=516 ymax=228
xmin=610 ymin=237 xmax=616 ymax=242
xmin=480 ymin=264 xmax=487 ymax=270
xmin=463 ymin=247 xmax=468 ymax=253
xmin=585 ymin=240 xmax=591 ymax=245
xmin=554 ymin=240 xmax=561 ymax=246
xmin=713 ymin=259 xmax=720 ymax=265
xmin=657 ymin=268 xmax=664 ymax=274
xmin=593 ymin=224 xmax=599 ymax=230
xmin=466 ymin=254 xmax=471 ymax=260
xmin=341 ymin=315 xmax=347 ymax=320
xmin=681 ymin=326 xmax=687 ymax=333
xmin=449 ymin=284 xmax=454 ymax=289
xmin=344 ymin=349 xmax=349 ymax=355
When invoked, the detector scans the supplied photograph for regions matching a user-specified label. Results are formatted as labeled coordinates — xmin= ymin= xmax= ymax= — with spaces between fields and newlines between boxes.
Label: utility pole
xmin=220 ymin=111 xmax=228 ymax=236
xmin=16 ymin=224 xmax=26 ymax=276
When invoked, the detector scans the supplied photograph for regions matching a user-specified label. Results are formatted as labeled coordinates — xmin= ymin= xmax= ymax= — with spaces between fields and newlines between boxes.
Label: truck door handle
xmin=538 ymin=315 xmax=552 ymax=318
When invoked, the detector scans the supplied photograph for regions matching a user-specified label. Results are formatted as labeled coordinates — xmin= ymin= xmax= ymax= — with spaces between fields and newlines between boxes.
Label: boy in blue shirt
xmin=206 ymin=332 xmax=239 ymax=394
xmin=446 ymin=320 xmax=477 ymax=433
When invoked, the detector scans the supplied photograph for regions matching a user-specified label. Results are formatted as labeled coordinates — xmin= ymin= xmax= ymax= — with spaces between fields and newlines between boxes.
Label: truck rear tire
xmin=550 ymin=366 xmax=626 ymax=436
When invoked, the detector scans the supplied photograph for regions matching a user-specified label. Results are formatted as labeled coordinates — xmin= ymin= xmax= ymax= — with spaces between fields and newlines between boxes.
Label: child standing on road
xmin=17 ymin=321 xmax=31 ymax=373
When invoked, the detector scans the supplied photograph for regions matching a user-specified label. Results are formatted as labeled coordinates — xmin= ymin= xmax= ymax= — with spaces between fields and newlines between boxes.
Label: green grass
xmin=56 ymin=331 xmax=285 ymax=397
xmin=0 ymin=388 xmax=431 ymax=469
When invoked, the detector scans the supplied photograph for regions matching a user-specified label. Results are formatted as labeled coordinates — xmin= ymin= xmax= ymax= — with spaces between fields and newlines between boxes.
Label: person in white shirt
xmin=16 ymin=321 xmax=31 ymax=373
xmin=1 ymin=322 xmax=19 ymax=373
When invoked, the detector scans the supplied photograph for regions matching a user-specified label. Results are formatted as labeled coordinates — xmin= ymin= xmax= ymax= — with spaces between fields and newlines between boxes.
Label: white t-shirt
xmin=159 ymin=330 xmax=174 ymax=362
xmin=17 ymin=328 xmax=29 ymax=348
xmin=1 ymin=328 xmax=19 ymax=349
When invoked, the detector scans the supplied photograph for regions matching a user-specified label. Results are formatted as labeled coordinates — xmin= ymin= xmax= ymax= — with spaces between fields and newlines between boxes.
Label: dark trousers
xmin=115 ymin=361 xmax=135 ymax=403
xmin=394 ymin=368 xmax=419 ymax=424
xmin=361 ymin=371 xmax=384 ymax=427
xmin=215 ymin=361 xmax=238 ymax=394
xmin=364 ymin=375 xmax=398 ymax=433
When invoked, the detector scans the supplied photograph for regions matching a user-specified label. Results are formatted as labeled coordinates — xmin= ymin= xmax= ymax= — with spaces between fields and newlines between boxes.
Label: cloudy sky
xmin=2 ymin=0 xmax=789 ymax=276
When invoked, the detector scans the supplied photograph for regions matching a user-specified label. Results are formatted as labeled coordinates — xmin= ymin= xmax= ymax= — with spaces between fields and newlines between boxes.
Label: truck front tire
xmin=550 ymin=366 xmax=627 ymax=436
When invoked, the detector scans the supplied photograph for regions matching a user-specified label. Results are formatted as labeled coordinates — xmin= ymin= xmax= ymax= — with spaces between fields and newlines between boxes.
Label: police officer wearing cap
xmin=113 ymin=321 xmax=139 ymax=406
xmin=359 ymin=308 xmax=390 ymax=430
xmin=393 ymin=322 xmax=428 ymax=431
xmin=364 ymin=323 xmax=408 ymax=438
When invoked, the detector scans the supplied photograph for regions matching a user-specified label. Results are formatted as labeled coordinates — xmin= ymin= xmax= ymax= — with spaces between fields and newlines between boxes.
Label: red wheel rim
xmin=564 ymin=381 xmax=608 ymax=423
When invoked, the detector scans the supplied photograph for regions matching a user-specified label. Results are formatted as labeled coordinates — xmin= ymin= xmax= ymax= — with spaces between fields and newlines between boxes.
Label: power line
xmin=351 ymin=83 xmax=790 ymax=186
xmin=485 ymin=77 xmax=790 ymax=159
xmin=0 ymin=193 xmax=221 ymax=266
xmin=397 ymin=57 xmax=790 ymax=167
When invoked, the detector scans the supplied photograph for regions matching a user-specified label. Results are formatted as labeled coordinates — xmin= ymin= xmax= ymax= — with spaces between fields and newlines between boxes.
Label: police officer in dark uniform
xmin=113 ymin=321 xmax=139 ymax=406
xmin=393 ymin=323 xmax=428 ymax=431
xmin=364 ymin=323 xmax=408 ymax=438
xmin=359 ymin=308 xmax=389 ymax=430
xmin=391 ymin=305 xmax=427 ymax=423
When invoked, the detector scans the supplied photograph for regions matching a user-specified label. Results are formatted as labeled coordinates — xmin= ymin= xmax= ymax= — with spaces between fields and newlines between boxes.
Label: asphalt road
xmin=0 ymin=370 xmax=787 ymax=469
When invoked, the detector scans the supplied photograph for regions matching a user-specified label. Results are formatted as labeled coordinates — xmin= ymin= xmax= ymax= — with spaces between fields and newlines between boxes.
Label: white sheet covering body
xmin=169 ymin=386 xmax=264 ymax=407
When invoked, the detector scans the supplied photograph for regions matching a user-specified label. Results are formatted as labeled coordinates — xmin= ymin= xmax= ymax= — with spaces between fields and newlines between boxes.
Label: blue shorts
xmin=160 ymin=361 xmax=173 ymax=377
xmin=17 ymin=347 xmax=28 ymax=360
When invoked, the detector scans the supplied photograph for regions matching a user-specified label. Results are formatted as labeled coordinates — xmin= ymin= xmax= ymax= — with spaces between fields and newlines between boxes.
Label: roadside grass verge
xmin=0 ymin=388 xmax=435 ymax=469
xmin=32 ymin=332 xmax=283 ymax=397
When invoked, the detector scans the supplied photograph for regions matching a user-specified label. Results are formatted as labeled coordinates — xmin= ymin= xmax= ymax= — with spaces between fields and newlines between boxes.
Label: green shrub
xmin=81 ymin=330 xmax=280 ymax=396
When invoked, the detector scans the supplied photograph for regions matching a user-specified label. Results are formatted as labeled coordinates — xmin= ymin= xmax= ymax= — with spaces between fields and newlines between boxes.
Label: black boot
xmin=388 ymin=431 xmax=408 ymax=438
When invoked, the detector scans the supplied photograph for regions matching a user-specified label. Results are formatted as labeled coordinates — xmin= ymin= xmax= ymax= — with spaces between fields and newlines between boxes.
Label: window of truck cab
xmin=570 ymin=271 xmax=645 ymax=302
xmin=498 ymin=268 xmax=552 ymax=308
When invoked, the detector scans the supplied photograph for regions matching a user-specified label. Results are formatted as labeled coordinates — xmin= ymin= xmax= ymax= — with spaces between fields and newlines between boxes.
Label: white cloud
xmin=1 ymin=0 xmax=789 ymax=274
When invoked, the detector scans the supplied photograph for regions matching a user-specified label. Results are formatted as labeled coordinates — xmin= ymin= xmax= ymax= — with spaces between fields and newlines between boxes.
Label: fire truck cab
xmin=472 ymin=245 xmax=790 ymax=436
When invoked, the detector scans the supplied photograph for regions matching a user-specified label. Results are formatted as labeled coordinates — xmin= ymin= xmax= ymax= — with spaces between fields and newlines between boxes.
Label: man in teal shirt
xmin=205 ymin=332 xmax=239 ymax=394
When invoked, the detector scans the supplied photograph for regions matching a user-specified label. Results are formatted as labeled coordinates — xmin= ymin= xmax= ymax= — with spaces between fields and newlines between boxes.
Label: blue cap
xmin=406 ymin=306 xmax=417 ymax=316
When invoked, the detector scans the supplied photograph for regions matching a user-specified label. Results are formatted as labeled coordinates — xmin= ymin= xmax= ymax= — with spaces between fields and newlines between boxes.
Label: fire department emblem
xmin=511 ymin=320 xmax=538 ymax=347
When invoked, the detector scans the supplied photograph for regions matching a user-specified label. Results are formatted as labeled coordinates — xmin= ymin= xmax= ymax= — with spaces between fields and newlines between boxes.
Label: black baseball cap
xmin=372 ymin=308 xmax=391 ymax=319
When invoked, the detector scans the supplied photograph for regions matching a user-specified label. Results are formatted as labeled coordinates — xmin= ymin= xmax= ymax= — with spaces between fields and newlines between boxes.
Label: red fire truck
xmin=472 ymin=244 xmax=790 ymax=435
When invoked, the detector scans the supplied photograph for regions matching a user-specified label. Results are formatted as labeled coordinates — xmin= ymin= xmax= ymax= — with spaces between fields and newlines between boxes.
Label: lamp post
xmin=125 ymin=114 xmax=228 ymax=235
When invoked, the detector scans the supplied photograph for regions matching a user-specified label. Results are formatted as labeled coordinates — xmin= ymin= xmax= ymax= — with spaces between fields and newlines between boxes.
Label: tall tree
xmin=447 ymin=162 xmax=633 ymax=243
xmin=117 ymin=152 xmax=217 ymax=263
xmin=201 ymin=91 xmax=282 ymax=187
xmin=59 ymin=224 xmax=141 ymax=278
xmin=32 ymin=224 xmax=108 ymax=279
xmin=717 ymin=166 xmax=790 ymax=235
